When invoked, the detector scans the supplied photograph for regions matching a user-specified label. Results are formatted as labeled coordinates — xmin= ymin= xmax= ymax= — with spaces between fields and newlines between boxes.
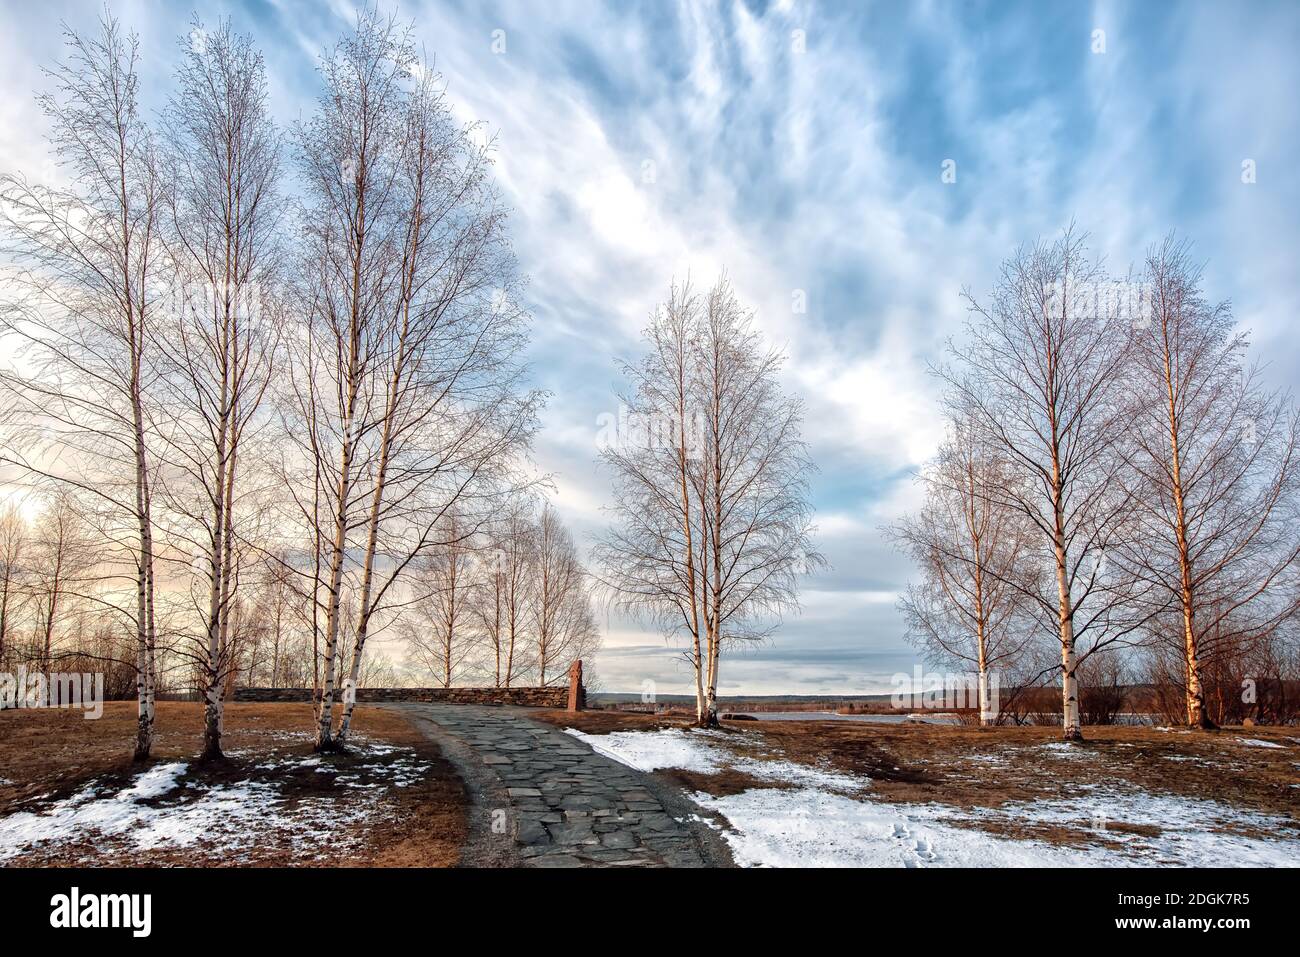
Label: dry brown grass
xmin=0 ymin=702 xmax=467 ymax=867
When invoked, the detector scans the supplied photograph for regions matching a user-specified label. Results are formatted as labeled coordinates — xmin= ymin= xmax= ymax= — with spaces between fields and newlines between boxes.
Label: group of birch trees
xmin=596 ymin=277 xmax=822 ymax=728
xmin=891 ymin=228 xmax=1300 ymax=738
xmin=404 ymin=500 xmax=601 ymax=691
xmin=0 ymin=10 xmax=588 ymax=760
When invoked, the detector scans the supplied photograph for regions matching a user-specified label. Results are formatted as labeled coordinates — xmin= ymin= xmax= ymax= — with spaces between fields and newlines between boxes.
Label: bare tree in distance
xmin=597 ymin=276 xmax=821 ymax=727
xmin=887 ymin=409 xmax=1040 ymax=724
xmin=531 ymin=502 xmax=599 ymax=686
xmin=0 ymin=504 xmax=28 ymax=669
xmin=1121 ymin=235 xmax=1300 ymax=728
xmin=469 ymin=498 xmax=536 ymax=687
xmin=943 ymin=228 xmax=1159 ymax=741
xmin=249 ymin=551 xmax=301 ymax=689
xmin=404 ymin=514 xmax=479 ymax=688
xmin=491 ymin=498 xmax=538 ymax=687
xmin=470 ymin=539 xmax=509 ymax=687
xmin=0 ymin=13 xmax=163 ymax=759
xmin=157 ymin=17 xmax=283 ymax=761
xmin=30 ymin=492 xmax=93 ymax=673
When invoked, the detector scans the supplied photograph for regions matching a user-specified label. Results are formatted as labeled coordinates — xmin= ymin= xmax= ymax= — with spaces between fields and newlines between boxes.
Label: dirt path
xmin=388 ymin=703 xmax=732 ymax=868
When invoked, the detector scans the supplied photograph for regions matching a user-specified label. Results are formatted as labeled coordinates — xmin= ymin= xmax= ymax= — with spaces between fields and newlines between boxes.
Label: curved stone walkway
xmin=389 ymin=703 xmax=726 ymax=868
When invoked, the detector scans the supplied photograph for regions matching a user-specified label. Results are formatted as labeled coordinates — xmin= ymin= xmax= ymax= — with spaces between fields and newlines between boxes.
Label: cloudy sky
xmin=2 ymin=0 xmax=1297 ymax=694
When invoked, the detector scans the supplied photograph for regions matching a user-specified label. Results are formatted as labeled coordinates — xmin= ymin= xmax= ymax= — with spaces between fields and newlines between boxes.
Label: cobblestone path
xmin=392 ymin=703 xmax=722 ymax=868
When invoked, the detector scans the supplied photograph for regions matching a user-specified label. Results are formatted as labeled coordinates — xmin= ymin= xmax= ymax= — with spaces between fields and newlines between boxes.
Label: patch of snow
xmin=565 ymin=727 xmax=864 ymax=792
xmin=1235 ymin=738 xmax=1285 ymax=749
xmin=0 ymin=763 xmax=191 ymax=859
xmin=131 ymin=783 xmax=281 ymax=851
xmin=0 ymin=744 xmax=429 ymax=863
xmin=962 ymin=752 xmax=1011 ymax=767
xmin=692 ymin=788 xmax=1094 ymax=868
xmin=567 ymin=727 xmax=725 ymax=774
xmin=695 ymin=786 xmax=1300 ymax=868
xmin=119 ymin=762 xmax=188 ymax=800
xmin=960 ymin=790 xmax=1300 ymax=867
xmin=1038 ymin=742 xmax=1090 ymax=758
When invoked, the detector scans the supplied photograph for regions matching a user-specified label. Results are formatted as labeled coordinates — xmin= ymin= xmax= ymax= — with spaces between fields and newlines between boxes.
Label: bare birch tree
xmin=251 ymin=551 xmax=300 ymax=689
xmin=594 ymin=282 xmax=708 ymax=716
xmin=531 ymin=502 xmax=599 ymax=686
xmin=0 ymin=13 xmax=162 ymax=759
xmin=944 ymin=228 xmax=1156 ymax=741
xmin=887 ymin=410 xmax=1039 ymax=724
xmin=405 ymin=521 xmax=478 ymax=688
xmin=598 ymin=276 xmax=820 ymax=726
xmin=497 ymin=500 xmax=537 ymax=687
xmin=693 ymin=280 xmax=821 ymax=725
xmin=284 ymin=11 xmax=539 ymax=750
xmin=0 ymin=505 xmax=27 ymax=669
xmin=155 ymin=17 xmax=283 ymax=760
xmin=1122 ymin=235 xmax=1300 ymax=728
xmin=470 ymin=536 xmax=509 ymax=688
xmin=470 ymin=499 xmax=535 ymax=687
xmin=30 ymin=492 xmax=92 ymax=671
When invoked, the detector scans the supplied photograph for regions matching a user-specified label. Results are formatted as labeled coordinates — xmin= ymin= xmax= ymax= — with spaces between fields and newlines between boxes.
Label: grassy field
xmin=0 ymin=702 xmax=466 ymax=867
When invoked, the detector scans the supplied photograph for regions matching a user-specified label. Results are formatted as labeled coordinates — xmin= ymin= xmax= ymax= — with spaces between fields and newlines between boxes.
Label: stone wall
xmin=232 ymin=685 xmax=570 ymax=708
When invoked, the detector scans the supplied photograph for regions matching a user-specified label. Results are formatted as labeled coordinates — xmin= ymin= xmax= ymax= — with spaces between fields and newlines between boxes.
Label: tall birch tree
xmin=693 ymin=280 xmax=822 ymax=726
xmin=598 ymin=276 xmax=820 ymax=727
xmin=595 ymin=282 xmax=709 ymax=718
xmin=285 ymin=11 xmax=538 ymax=750
xmin=0 ymin=14 xmax=162 ymax=759
xmin=945 ymin=228 xmax=1155 ymax=741
xmin=1122 ymin=235 xmax=1300 ymax=728
xmin=158 ymin=18 xmax=282 ymax=761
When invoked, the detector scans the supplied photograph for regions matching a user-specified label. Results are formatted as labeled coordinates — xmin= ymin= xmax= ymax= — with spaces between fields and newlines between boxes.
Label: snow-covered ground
xmin=568 ymin=726 xmax=1300 ymax=868
xmin=0 ymin=741 xmax=430 ymax=864
xmin=568 ymin=727 xmax=863 ymax=792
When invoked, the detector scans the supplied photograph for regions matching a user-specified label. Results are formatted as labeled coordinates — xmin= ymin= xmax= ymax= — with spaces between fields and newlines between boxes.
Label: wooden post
xmin=567 ymin=659 xmax=584 ymax=712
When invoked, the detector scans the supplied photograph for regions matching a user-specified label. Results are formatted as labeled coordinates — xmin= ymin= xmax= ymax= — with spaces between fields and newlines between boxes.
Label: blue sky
xmin=2 ymin=0 xmax=1298 ymax=694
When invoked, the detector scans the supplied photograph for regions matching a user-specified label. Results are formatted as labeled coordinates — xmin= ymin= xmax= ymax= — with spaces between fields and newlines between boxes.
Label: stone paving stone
xmin=409 ymin=703 xmax=708 ymax=868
